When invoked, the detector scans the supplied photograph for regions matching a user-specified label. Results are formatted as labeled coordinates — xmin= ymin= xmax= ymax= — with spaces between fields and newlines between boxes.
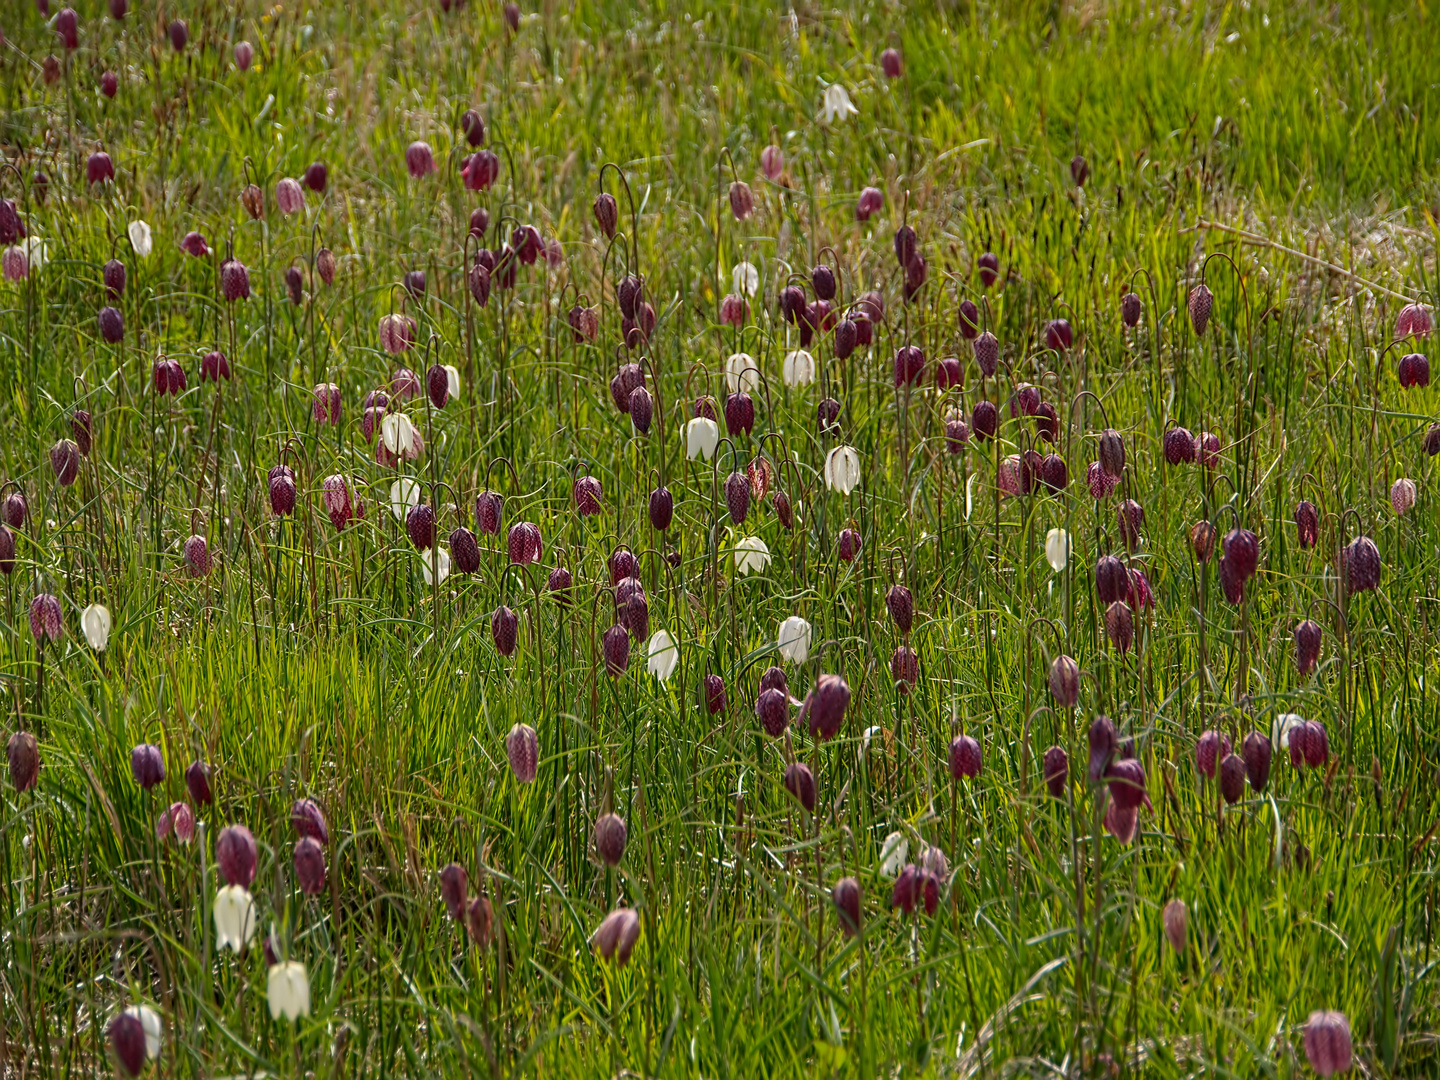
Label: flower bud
xmin=1292 ymin=499 xmax=1319 ymax=549
xmin=837 ymin=527 xmax=861 ymax=563
xmin=467 ymin=894 xmax=494 ymax=948
xmin=506 ymin=722 xmax=537 ymax=781
xmin=594 ymin=812 xmax=627 ymax=865
xmin=891 ymin=864 xmax=920 ymax=914
xmin=491 ymin=605 xmax=519 ymax=657
xmin=628 ymin=386 xmax=653 ymax=434
xmin=100 ymin=70 xmax=119 ymax=98
xmin=1070 ymin=154 xmax=1089 ymax=186
xmin=1087 ymin=715 xmax=1116 ymax=783
xmin=1043 ymin=318 xmax=1073 ymax=352
xmin=1195 ymin=730 xmax=1231 ymax=779
xmin=884 ymin=584 xmax=913 ymax=634
xmin=1098 ymin=428 xmax=1125 ymax=479
xmin=240 ymin=183 xmax=264 ymax=218
xmin=832 ymin=876 xmax=862 ymax=936
xmin=294 ymin=836 xmax=326 ymax=894
xmin=1242 ymin=731 xmax=1271 ymax=793
xmin=1294 ymin=618 xmax=1322 ymax=676
xmin=1104 ymin=600 xmax=1133 ymax=655
xmin=315 ymin=247 xmax=337 ymax=285
xmin=110 ymin=1012 xmax=147 ymax=1078
xmin=186 ymin=761 xmax=212 ymax=804
xmin=98 ymin=305 xmax=125 ymax=343
xmin=168 ymin=18 xmax=188 ymax=50
xmin=0 ymin=526 xmax=14 ymax=574
xmin=1219 ymin=752 xmax=1245 ymax=804
xmin=648 ymin=485 xmax=673 ymax=531
xmin=811 ymin=263 xmax=836 ymax=301
xmin=217 ymin=824 xmax=257 ymax=887
xmin=603 ymin=624 xmax=630 ymax=676
xmin=1105 ymin=757 xmax=1150 ymax=811
xmin=854 ymin=185 xmax=884 ymax=221
xmin=55 ymin=8 xmax=79 ymax=49
xmin=8 ymin=731 xmax=39 ymax=791
xmin=892 ymin=344 xmax=925 ymax=387
xmin=1120 ymin=291 xmax=1142 ymax=327
xmin=1188 ymin=283 xmax=1213 ymax=335
xmin=889 ymin=645 xmax=918 ymax=690
xmin=184 ymin=534 xmax=211 ymax=576
xmin=1116 ymin=499 xmax=1144 ymax=551
xmin=948 ymin=734 xmax=981 ymax=780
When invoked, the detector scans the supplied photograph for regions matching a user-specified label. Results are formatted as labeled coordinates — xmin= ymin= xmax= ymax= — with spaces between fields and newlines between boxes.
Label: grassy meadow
xmin=2 ymin=0 xmax=1440 ymax=1075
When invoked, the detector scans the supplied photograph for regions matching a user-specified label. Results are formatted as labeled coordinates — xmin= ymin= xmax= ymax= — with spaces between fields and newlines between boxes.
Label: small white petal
xmin=443 ymin=364 xmax=462 ymax=399
xmin=267 ymin=961 xmax=311 ymax=1021
xmin=733 ymin=536 xmax=772 ymax=576
xmin=879 ymin=831 xmax=909 ymax=878
xmin=122 ymin=1004 xmax=163 ymax=1060
xmin=1045 ymin=528 xmax=1070 ymax=573
xmin=422 ymin=546 xmax=451 ymax=586
xmin=82 ymin=603 xmax=112 ymax=651
xmin=389 ymin=477 xmax=421 ymax=520
xmin=819 ymin=83 xmax=859 ymax=124
xmin=213 ymin=886 xmax=257 ymax=952
xmin=824 ymin=446 xmax=861 ymax=495
xmin=732 ymin=261 xmax=759 ymax=298
xmin=380 ymin=412 xmax=416 ymax=456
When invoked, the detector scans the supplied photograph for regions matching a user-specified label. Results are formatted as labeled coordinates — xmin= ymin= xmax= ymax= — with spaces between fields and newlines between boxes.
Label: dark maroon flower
xmin=817 ymin=396 xmax=841 ymax=433
xmin=893 ymin=225 xmax=916 ymax=267
xmin=593 ymin=192 xmax=618 ymax=238
xmin=1188 ymin=284 xmax=1213 ymax=335
xmin=1197 ymin=431 xmax=1221 ymax=469
xmin=1303 ymin=720 xmax=1329 ymax=768
xmin=1222 ymin=528 xmax=1258 ymax=582
xmin=948 ymin=735 xmax=981 ymax=780
xmin=629 ymin=387 xmax=654 ymax=434
xmin=1242 ymin=732 xmax=1271 ymax=793
xmin=217 ymin=823 xmax=257 ymax=887
xmin=760 ymin=666 xmax=787 ymax=695
xmin=880 ymin=47 xmax=903 ymax=78
xmin=602 ymin=624 xmax=630 ymax=676
xmin=130 ymin=743 xmax=164 ymax=789
xmin=1116 ymin=499 xmax=1144 ymax=551
xmin=448 ymin=527 xmax=478 ymax=574
xmin=1 ymin=491 xmax=25 ymax=529
xmin=547 ymin=566 xmax=573 ymax=606
xmin=1032 ymin=400 xmax=1058 ymax=442
xmin=491 ymin=605 xmax=519 ymax=657
xmin=977 ymin=252 xmax=1000 ymax=289
xmin=87 ymin=152 xmax=115 ymax=185
xmin=1162 ymin=426 xmax=1195 ymax=465
xmin=856 ymin=187 xmax=884 ymax=221
xmin=439 ymin=863 xmax=468 ymax=919
xmin=833 ymin=877 xmax=862 ymax=936
xmin=1043 ymin=745 xmax=1068 ymax=798
xmin=724 ymin=391 xmax=755 ymax=437
xmin=1105 ymin=757 xmax=1151 ymax=812
xmin=183 ymin=534 xmax=210 ymax=576
xmin=783 ymin=761 xmax=816 ymax=812
xmin=55 ymin=7 xmax=79 ymax=48
xmin=648 ymin=485 xmax=673 ymax=531
xmin=778 ymin=284 xmax=806 ymax=324
xmin=972 ymin=399 xmax=998 ymax=441
xmin=903 ymin=253 xmax=928 ymax=300
xmin=890 ymin=645 xmax=919 ymax=690
xmin=756 ymin=687 xmax=788 ymax=737
xmin=407 ymin=504 xmax=436 ymax=550
xmin=885 ymin=584 xmax=913 ymax=633
xmin=1087 ymin=715 xmax=1116 ymax=783
xmin=704 ymin=674 xmax=727 ymax=715
xmin=574 ymin=475 xmax=603 ymax=516
xmin=891 ymin=864 xmax=920 ymax=914
xmin=1397 ymin=352 xmax=1430 ymax=389
xmin=1104 ymin=600 xmax=1133 ymax=655
xmin=406 ymin=141 xmax=437 ymax=179
xmin=1120 ymin=291 xmax=1142 ymax=327
xmin=805 ymin=673 xmax=851 ymax=741
xmin=833 ymin=318 xmax=858 ymax=359
xmin=110 ymin=1013 xmax=146 ymax=1077
xmin=892 ymin=345 xmax=925 ymax=387
xmin=1048 ymin=655 xmax=1079 ymax=707
xmin=507 ymin=521 xmax=542 ymax=564
xmin=294 ymin=837 xmax=326 ymax=894
xmin=168 ymin=18 xmax=188 ymax=51
xmin=837 ymin=527 xmax=861 ymax=563
xmin=1395 ymin=304 xmax=1433 ymax=339
xmin=7 ymin=731 xmax=37 ymax=791
xmin=1342 ymin=535 xmax=1380 ymax=594
xmin=316 ymin=248 xmax=337 ymax=285
xmin=185 ymin=761 xmax=211 ymax=804
xmin=1095 ymin=555 xmax=1129 ymax=604
xmin=200 ymin=350 xmax=231 ymax=383
xmin=973 ymin=330 xmax=999 ymax=378
xmin=50 ymin=439 xmax=80 ymax=486
xmin=1 ymin=526 xmax=17 ymax=573
xmin=728 ymin=180 xmax=754 ymax=221
xmin=1294 ymin=618 xmax=1322 ymax=676
xmin=0 ymin=201 xmax=24 ymax=246
xmin=1043 ymin=318 xmax=1073 ymax=352
xmin=1195 ymin=730 xmax=1230 ymax=779
xmin=1219 ymin=753 xmax=1246 ymax=804
xmin=269 ymin=473 xmax=296 ymax=516
xmin=100 ymin=70 xmax=119 ymax=97
xmin=594 ymin=812 xmax=627 ymax=865
xmin=1293 ymin=500 xmax=1319 ymax=550
xmin=506 ymin=722 xmax=538 ymax=781
xmin=71 ymin=410 xmax=92 ymax=455
xmin=220 ymin=259 xmax=251 ymax=301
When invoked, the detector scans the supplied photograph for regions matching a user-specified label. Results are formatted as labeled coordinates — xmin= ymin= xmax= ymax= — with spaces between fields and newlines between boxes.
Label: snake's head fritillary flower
xmin=1288 ymin=500 xmax=1316 ymax=548
xmin=1188 ymin=284 xmax=1213 ymax=335
xmin=592 ymin=908 xmax=641 ymax=966
xmin=8 ymin=731 xmax=39 ymax=792
xmin=1162 ymin=899 xmax=1186 ymax=955
xmin=832 ymin=877 xmax=861 ymax=936
xmin=1303 ymin=1011 xmax=1352 ymax=1077
xmin=405 ymin=141 xmax=437 ymax=178
xmin=29 ymin=594 xmax=63 ymax=642
xmin=217 ymin=824 xmax=257 ymax=888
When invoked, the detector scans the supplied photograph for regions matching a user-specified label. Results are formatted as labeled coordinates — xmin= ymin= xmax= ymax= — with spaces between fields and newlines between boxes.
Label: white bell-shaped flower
xmin=777 ymin=615 xmax=811 ymax=664
xmin=127 ymin=220 xmax=153 ymax=258
xmin=267 ymin=960 xmax=311 ymax=1021
xmin=82 ymin=603 xmax=112 ymax=651
xmin=24 ymin=237 xmax=49 ymax=272
xmin=380 ymin=412 xmax=417 ymax=457
xmin=646 ymin=629 xmax=679 ymax=682
xmin=782 ymin=350 xmax=815 ymax=388
xmin=1045 ymin=528 xmax=1070 ymax=573
xmin=733 ymin=535 xmax=772 ymax=576
xmin=824 ymin=445 xmax=861 ymax=495
xmin=725 ymin=352 xmax=759 ymax=394
xmin=122 ymin=1004 xmax=162 ymax=1060
xmin=422 ymin=546 xmax=451 ymax=586
xmin=879 ymin=831 xmax=908 ymax=878
xmin=389 ymin=477 xmax=420 ymax=520
xmin=685 ymin=416 xmax=720 ymax=461
xmin=213 ymin=885 xmax=257 ymax=952
xmin=443 ymin=364 xmax=462 ymax=400
xmin=732 ymin=261 xmax=759 ymax=298
xmin=1274 ymin=713 xmax=1306 ymax=749
xmin=819 ymin=83 xmax=858 ymax=124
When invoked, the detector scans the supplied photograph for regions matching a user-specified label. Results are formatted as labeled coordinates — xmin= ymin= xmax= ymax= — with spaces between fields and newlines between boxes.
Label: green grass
xmin=2 ymin=0 xmax=1440 ymax=1075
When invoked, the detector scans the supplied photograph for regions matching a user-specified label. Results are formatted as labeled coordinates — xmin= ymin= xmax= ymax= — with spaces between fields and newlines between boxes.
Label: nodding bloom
xmin=290 ymin=798 xmax=329 ymax=844
xmin=728 ymin=180 xmax=754 ymax=221
xmin=824 ymin=446 xmax=861 ymax=495
xmin=1294 ymin=618 xmax=1322 ymax=676
xmin=880 ymin=47 xmax=903 ymax=78
xmin=832 ymin=877 xmax=862 ymax=936
xmin=220 ymin=259 xmax=251 ymax=301
xmin=1219 ymin=752 xmax=1246 ymax=804
xmin=1242 ymin=732 xmax=1272 ymax=793
xmin=8 ymin=731 xmax=39 ymax=792
xmin=783 ymin=761 xmax=816 ymax=812
xmin=234 ymin=41 xmax=254 ymax=70
xmin=379 ymin=313 xmax=415 ymax=353
xmin=1163 ymin=426 xmax=1196 ymax=465
xmin=50 ymin=439 xmax=80 ymax=486
xmin=214 ymin=882 xmax=257 ymax=952
xmin=1397 ymin=352 xmax=1430 ymax=389
xmin=2 ymin=246 xmax=27 ymax=282
xmin=156 ymin=801 xmax=195 ymax=843
xmin=594 ymin=812 xmax=627 ymax=866
xmin=949 ymin=735 xmax=981 ymax=780
xmin=439 ymin=863 xmax=467 ymax=919
xmin=1395 ymin=303 xmax=1432 ymax=340
xmin=889 ymin=645 xmax=919 ymax=690
xmin=29 ymin=594 xmax=63 ymax=642
xmin=312 ymin=382 xmax=341 ymax=424
xmin=804 ymin=673 xmax=851 ymax=741
xmin=1043 ymin=318 xmax=1073 ymax=352
xmin=704 ymin=673 xmax=728 ymax=715
xmin=546 ymin=566 xmax=573 ymax=606
xmin=592 ymin=908 xmax=641 ymax=966
xmin=782 ymin=349 xmax=815 ymax=387
xmin=756 ymin=688 xmax=788 ymax=736
xmin=405 ymin=141 xmax=437 ymax=178
xmin=1087 ymin=716 xmax=1116 ymax=784
xmin=81 ymin=603 xmax=111 ymax=650
xmin=506 ymin=723 xmax=538 ymax=782
xmin=184 ymin=535 xmax=211 ymax=576
xmin=1121 ymin=291 xmax=1142 ymax=327
xmin=1104 ymin=600 xmax=1133 ymax=654
xmin=467 ymin=894 xmax=495 ymax=947
xmin=1303 ymin=1011 xmax=1353 ymax=1078
xmin=777 ymin=615 xmax=811 ymax=664
xmin=733 ymin=536 xmax=771 ymax=577
xmin=574 ymin=475 xmax=603 ymax=516
xmin=217 ymin=824 xmax=257 ymax=887
xmin=168 ymin=18 xmax=188 ymax=50
xmin=1070 ymin=154 xmax=1089 ymax=187
xmin=1342 ymin=535 xmax=1381 ymax=594
xmin=1162 ymin=899 xmax=1186 ymax=955
xmin=87 ymin=153 xmax=118 ymax=189
xmin=1048 ymin=655 xmax=1079 ymax=707
xmin=819 ymin=82 xmax=858 ymax=124
xmin=1043 ymin=746 xmax=1069 ymax=798
xmin=0 ymin=200 xmax=25 ymax=245
xmin=322 ymin=475 xmax=364 ymax=531
xmin=179 ymin=230 xmax=210 ymax=257
xmin=1 ymin=491 xmax=24 ymax=528
xmin=268 ymin=961 xmax=311 ymax=1021
xmin=292 ymin=840 xmax=324 ymax=893
xmin=130 ymin=743 xmax=164 ymax=789
xmin=507 ymin=522 xmax=542 ymax=564
xmin=55 ymin=8 xmax=79 ymax=49
xmin=491 ymin=604 xmax=519 ymax=657
xmin=275 ymin=177 xmax=304 ymax=214
xmin=1391 ymin=477 xmax=1417 ymax=516
xmin=1188 ymin=283 xmax=1213 ymax=335
xmin=1117 ymin=499 xmax=1144 ymax=550
xmin=186 ymin=761 xmax=212 ymax=805
xmin=724 ymin=351 xmax=759 ymax=394
xmin=200 ymin=350 xmax=231 ymax=383
xmin=1195 ymin=730 xmax=1231 ymax=779
xmin=110 ymin=1012 xmax=147 ymax=1078
xmin=592 ymin=192 xmax=618 ymax=237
